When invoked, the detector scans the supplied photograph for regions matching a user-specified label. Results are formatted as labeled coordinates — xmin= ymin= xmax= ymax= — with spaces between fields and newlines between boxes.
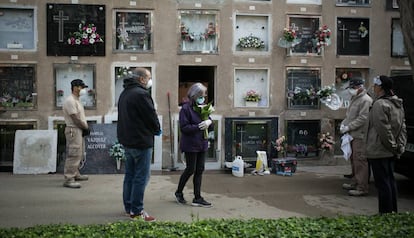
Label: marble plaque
xmin=46 ymin=4 xmax=105 ymax=56
xmin=13 ymin=130 xmax=57 ymax=174
xmin=337 ymin=18 xmax=369 ymax=56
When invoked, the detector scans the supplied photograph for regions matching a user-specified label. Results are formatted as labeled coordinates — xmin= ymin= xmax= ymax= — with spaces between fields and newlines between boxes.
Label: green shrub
xmin=0 ymin=213 xmax=413 ymax=238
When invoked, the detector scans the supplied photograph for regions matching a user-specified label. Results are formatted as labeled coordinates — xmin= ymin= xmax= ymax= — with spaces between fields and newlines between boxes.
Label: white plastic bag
xmin=252 ymin=151 xmax=270 ymax=175
xmin=232 ymin=156 xmax=244 ymax=177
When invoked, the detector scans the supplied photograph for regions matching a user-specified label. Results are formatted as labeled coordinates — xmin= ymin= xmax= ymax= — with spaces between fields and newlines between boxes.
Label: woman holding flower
xmin=175 ymin=83 xmax=214 ymax=208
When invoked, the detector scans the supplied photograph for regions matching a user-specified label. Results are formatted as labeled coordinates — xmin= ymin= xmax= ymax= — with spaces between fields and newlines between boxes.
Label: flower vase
xmin=143 ymin=40 xmax=148 ymax=51
xmin=245 ymin=101 xmax=258 ymax=107
xmin=202 ymin=39 xmax=208 ymax=51
xmin=116 ymin=159 xmax=121 ymax=170
xmin=209 ymin=38 xmax=214 ymax=51
xmin=182 ymin=40 xmax=186 ymax=51
xmin=119 ymin=42 xmax=124 ymax=50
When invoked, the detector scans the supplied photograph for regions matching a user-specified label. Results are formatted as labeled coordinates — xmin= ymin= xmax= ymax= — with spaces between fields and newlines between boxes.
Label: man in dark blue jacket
xmin=117 ymin=67 xmax=161 ymax=222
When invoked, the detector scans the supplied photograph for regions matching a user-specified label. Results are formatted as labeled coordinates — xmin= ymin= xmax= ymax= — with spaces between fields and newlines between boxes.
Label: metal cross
xmin=339 ymin=24 xmax=348 ymax=48
xmin=290 ymin=23 xmax=299 ymax=31
xmin=237 ymin=125 xmax=246 ymax=153
xmin=53 ymin=10 xmax=69 ymax=42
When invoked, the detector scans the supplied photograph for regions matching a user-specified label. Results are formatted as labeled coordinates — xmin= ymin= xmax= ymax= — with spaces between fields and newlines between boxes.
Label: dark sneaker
xmin=74 ymin=175 xmax=89 ymax=181
xmin=63 ymin=179 xmax=81 ymax=189
xmin=130 ymin=210 xmax=156 ymax=222
xmin=343 ymin=174 xmax=353 ymax=179
xmin=175 ymin=192 xmax=187 ymax=205
xmin=191 ymin=198 xmax=212 ymax=208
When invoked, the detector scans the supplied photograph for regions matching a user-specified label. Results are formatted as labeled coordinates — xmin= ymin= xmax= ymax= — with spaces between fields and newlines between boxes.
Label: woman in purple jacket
xmin=174 ymin=83 xmax=213 ymax=208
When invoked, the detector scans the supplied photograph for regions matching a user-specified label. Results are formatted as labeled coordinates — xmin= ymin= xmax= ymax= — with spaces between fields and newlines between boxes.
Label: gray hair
xmin=187 ymin=83 xmax=207 ymax=101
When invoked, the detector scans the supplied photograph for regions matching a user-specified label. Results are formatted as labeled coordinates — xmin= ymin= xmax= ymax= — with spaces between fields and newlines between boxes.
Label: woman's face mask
xmin=196 ymin=96 xmax=205 ymax=105
xmin=348 ymin=88 xmax=358 ymax=96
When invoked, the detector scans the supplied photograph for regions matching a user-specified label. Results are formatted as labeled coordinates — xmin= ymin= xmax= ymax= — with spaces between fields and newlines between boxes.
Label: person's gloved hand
xmin=155 ymin=129 xmax=162 ymax=136
xmin=340 ymin=124 xmax=350 ymax=134
xmin=198 ymin=120 xmax=212 ymax=130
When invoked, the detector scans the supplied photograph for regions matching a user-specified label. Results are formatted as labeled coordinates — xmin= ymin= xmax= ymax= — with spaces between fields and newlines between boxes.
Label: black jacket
xmin=117 ymin=78 xmax=161 ymax=148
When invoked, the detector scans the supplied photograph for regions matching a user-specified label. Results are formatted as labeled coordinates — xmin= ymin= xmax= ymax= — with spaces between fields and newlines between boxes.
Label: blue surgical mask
xmin=196 ymin=96 xmax=205 ymax=105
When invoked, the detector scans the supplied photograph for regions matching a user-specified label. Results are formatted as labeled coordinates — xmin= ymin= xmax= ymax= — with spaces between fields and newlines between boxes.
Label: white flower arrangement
xmin=109 ymin=142 xmax=125 ymax=161
xmin=237 ymin=34 xmax=265 ymax=49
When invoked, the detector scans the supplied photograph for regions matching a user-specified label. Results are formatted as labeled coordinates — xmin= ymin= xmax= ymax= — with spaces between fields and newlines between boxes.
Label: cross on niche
xmin=339 ymin=24 xmax=348 ymax=48
xmin=53 ymin=10 xmax=69 ymax=42
xmin=237 ymin=125 xmax=246 ymax=153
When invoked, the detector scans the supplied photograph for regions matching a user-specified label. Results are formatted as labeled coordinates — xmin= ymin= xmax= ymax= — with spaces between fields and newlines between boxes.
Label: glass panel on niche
xmin=336 ymin=0 xmax=370 ymax=6
xmin=115 ymin=10 xmax=152 ymax=52
xmin=234 ymin=69 xmax=268 ymax=108
xmin=234 ymin=15 xmax=269 ymax=52
xmin=114 ymin=66 xmax=153 ymax=107
xmin=55 ymin=64 xmax=96 ymax=109
xmin=286 ymin=120 xmax=320 ymax=158
xmin=286 ymin=68 xmax=320 ymax=109
xmin=391 ymin=19 xmax=407 ymax=57
xmin=288 ymin=16 xmax=320 ymax=55
xmin=0 ymin=65 xmax=36 ymax=110
xmin=46 ymin=4 xmax=105 ymax=56
xmin=180 ymin=10 xmax=218 ymax=53
xmin=335 ymin=68 xmax=368 ymax=108
xmin=337 ymin=18 xmax=369 ymax=56
xmin=0 ymin=8 xmax=35 ymax=50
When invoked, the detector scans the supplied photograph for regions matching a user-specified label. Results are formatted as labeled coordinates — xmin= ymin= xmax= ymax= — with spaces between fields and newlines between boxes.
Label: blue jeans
xmin=123 ymin=147 xmax=152 ymax=215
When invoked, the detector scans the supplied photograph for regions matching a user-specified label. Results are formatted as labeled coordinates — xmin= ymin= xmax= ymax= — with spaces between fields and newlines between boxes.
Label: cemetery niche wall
xmin=180 ymin=10 xmax=218 ymax=53
xmin=47 ymin=4 xmax=105 ymax=56
xmin=0 ymin=65 xmax=36 ymax=110
xmin=0 ymin=7 xmax=35 ymax=50
xmin=234 ymin=68 xmax=269 ymax=108
xmin=234 ymin=14 xmax=269 ymax=52
xmin=54 ymin=63 xmax=96 ymax=109
xmin=337 ymin=18 xmax=369 ymax=56
xmin=286 ymin=120 xmax=320 ymax=158
xmin=288 ymin=16 xmax=320 ymax=55
xmin=286 ymin=68 xmax=321 ymax=109
xmin=224 ymin=117 xmax=278 ymax=164
xmin=114 ymin=10 xmax=152 ymax=52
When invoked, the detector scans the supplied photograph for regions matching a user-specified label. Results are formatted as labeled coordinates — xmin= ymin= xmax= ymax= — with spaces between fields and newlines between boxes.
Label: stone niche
xmin=234 ymin=68 xmax=269 ymax=108
xmin=13 ymin=130 xmax=57 ymax=174
xmin=234 ymin=14 xmax=269 ymax=52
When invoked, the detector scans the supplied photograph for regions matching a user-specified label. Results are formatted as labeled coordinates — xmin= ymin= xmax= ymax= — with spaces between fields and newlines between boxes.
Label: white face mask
xmin=145 ymin=79 xmax=153 ymax=89
xmin=348 ymin=88 xmax=358 ymax=96
xmin=79 ymin=88 xmax=87 ymax=96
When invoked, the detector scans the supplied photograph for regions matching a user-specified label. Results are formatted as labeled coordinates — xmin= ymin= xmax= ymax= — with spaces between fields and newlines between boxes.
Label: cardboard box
xmin=271 ymin=158 xmax=297 ymax=176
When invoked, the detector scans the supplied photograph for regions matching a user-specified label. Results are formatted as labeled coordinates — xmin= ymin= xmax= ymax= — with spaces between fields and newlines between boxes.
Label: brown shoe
xmin=74 ymin=175 xmax=89 ymax=181
xmin=63 ymin=179 xmax=81 ymax=189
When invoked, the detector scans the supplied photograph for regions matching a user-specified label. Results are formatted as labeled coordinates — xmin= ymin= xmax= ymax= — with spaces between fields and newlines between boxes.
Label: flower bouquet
xmin=109 ymin=141 xmax=125 ymax=170
xmin=273 ymin=136 xmax=287 ymax=158
xmin=315 ymin=25 xmax=331 ymax=49
xmin=317 ymin=84 xmax=342 ymax=110
xmin=278 ymin=27 xmax=300 ymax=48
xmin=319 ymin=132 xmax=335 ymax=151
xmin=193 ymin=102 xmax=215 ymax=139
xmin=316 ymin=84 xmax=336 ymax=99
xmin=117 ymin=67 xmax=131 ymax=79
xmin=67 ymin=21 xmax=104 ymax=45
xmin=244 ymin=90 xmax=261 ymax=102
xmin=237 ymin=34 xmax=265 ymax=49
xmin=204 ymin=22 xmax=216 ymax=39
xmin=358 ymin=22 xmax=368 ymax=38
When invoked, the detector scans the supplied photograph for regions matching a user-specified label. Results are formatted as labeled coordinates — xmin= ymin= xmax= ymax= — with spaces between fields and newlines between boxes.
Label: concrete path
xmin=0 ymin=165 xmax=413 ymax=228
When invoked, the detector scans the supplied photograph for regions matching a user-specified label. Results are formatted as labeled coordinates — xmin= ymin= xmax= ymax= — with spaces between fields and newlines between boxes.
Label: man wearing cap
xmin=366 ymin=75 xmax=406 ymax=214
xmin=340 ymin=78 xmax=373 ymax=196
xmin=62 ymin=79 xmax=90 ymax=188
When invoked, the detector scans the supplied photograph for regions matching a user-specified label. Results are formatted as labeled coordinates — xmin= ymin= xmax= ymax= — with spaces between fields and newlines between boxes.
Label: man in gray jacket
xmin=340 ymin=78 xmax=373 ymax=196
xmin=366 ymin=75 xmax=406 ymax=214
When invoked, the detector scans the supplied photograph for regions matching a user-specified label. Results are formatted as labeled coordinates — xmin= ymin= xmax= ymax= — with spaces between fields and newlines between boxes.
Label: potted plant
xmin=244 ymin=90 xmax=261 ymax=107
xmin=109 ymin=141 xmax=125 ymax=170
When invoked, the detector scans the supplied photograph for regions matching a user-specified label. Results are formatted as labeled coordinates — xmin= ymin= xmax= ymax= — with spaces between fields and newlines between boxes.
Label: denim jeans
xmin=123 ymin=147 xmax=152 ymax=215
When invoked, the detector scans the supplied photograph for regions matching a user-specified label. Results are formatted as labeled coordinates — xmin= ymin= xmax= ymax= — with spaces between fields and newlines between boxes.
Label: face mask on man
xmin=145 ymin=79 xmax=153 ymax=89
xmin=348 ymin=88 xmax=358 ymax=96
xmin=196 ymin=96 xmax=205 ymax=105
xmin=79 ymin=88 xmax=87 ymax=96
